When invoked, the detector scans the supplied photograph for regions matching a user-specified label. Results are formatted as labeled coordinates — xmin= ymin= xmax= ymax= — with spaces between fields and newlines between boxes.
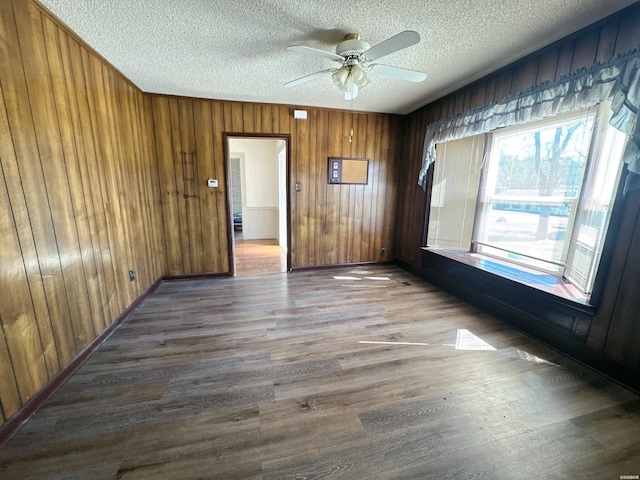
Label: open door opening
xmin=226 ymin=136 xmax=290 ymax=276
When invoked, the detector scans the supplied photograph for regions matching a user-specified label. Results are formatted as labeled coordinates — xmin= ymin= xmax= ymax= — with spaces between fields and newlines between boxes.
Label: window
xmin=427 ymin=102 xmax=627 ymax=296
xmin=427 ymin=134 xmax=484 ymax=249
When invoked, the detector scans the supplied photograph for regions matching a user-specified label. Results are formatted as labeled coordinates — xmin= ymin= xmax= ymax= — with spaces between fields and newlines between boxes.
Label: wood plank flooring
xmin=1 ymin=265 xmax=639 ymax=479
xmin=234 ymin=233 xmax=286 ymax=276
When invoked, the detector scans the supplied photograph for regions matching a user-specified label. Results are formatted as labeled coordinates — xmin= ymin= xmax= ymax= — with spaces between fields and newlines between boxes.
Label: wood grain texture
xmin=0 ymin=266 xmax=637 ymax=479
xmin=0 ymin=0 xmax=165 ymax=425
xmin=192 ymin=100 xmax=223 ymax=273
xmin=597 ymin=190 xmax=640 ymax=369
xmin=234 ymin=236 xmax=286 ymax=276
xmin=150 ymin=98 xmax=401 ymax=275
xmin=393 ymin=110 xmax=426 ymax=267
xmin=3 ymin=0 xmax=638 ymax=438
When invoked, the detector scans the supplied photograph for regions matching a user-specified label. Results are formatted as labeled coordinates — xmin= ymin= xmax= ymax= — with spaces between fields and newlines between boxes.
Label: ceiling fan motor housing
xmin=336 ymin=34 xmax=371 ymax=58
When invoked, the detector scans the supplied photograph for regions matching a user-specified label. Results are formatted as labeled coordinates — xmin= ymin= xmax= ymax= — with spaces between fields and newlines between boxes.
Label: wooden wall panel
xmin=192 ymin=100 xmax=223 ymax=273
xmin=511 ymin=59 xmax=539 ymax=94
xmin=294 ymin=106 xmax=310 ymax=266
xmin=307 ymin=110 xmax=319 ymax=265
xmin=57 ymin=30 xmax=107 ymax=336
xmin=0 ymin=0 xmax=165 ymax=426
xmin=589 ymin=189 xmax=640 ymax=359
xmin=65 ymin=45 xmax=113 ymax=327
xmin=6 ymin=0 xmax=78 ymax=370
xmin=361 ymin=115 xmax=378 ymax=260
xmin=79 ymin=49 xmax=121 ymax=323
xmin=570 ymin=29 xmax=599 ymax=71
xmin=314 ymin=109 xmax=329 ymax=266
xmin=39 ymin=13 xmax=95 ymax=349
xmin=394 ymin=108 xmax=427 ymax=267
xmin=555 ymin=41 xmax=576 ymax=78
xmin=325 ymin=110 xmax=343 ymax=265
xmin=613 ymin=5 xmax=640 ymax=55
xmin=536 ymin=49 xmax=560 ymax=84
xmin=601 ymin=190 xmax=640 ymax=369
xmin=0 ymin=128 xmax=49 ymax=413
xmin=150 ymin=98 xmax=401 ymax=274
xmin=394 ymin=3 xmax=640 ymax=375
xmin=0 ymin=73 xmax=61 ymax=385
xmin=493 ymin=70 xmax=514 ymax=103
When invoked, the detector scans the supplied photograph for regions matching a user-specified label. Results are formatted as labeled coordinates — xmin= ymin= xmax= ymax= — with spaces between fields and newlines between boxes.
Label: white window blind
xmin=427 ymin=134 xmax=484 ymax=249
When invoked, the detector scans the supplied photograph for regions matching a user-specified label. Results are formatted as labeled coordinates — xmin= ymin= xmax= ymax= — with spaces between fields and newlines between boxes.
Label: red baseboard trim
xmin=0 ymin=277 xmax=163 ymax=447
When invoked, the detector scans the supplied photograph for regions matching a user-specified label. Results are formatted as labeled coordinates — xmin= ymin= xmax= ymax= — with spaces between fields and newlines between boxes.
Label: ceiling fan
xmin=284 ymin=30 xmax=427 ymax=100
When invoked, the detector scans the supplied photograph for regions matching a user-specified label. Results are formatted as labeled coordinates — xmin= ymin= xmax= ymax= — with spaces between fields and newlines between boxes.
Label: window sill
xmin=422 ymin=247 xmax=592 ymax=307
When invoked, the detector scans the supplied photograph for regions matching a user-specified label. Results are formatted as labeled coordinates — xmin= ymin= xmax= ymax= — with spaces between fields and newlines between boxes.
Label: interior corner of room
xmin=1 ymin=0 xmax=640 ymax=475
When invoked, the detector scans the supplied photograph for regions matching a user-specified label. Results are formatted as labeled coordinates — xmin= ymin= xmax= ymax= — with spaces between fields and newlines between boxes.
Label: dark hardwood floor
xmin=1 ymin=265 xmax=639 ymax=479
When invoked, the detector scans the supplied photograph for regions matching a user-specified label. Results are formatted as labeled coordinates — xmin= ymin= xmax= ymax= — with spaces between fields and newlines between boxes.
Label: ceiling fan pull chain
xmin=349 ymin=98 xmax=354 ymax=143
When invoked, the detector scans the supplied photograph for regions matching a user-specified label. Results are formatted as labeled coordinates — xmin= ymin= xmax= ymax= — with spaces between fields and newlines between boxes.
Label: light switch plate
xmin=207 ymin=178 xmax=218 ymax=188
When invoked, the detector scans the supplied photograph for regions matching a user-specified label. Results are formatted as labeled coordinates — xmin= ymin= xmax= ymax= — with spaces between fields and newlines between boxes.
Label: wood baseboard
xmin=290 ymin=261 xmax=394 ymax=272
xmin=0 ymin=278 xmax=163 ymax=447
xmin=162 ymin=272 xmax=231 ymax=281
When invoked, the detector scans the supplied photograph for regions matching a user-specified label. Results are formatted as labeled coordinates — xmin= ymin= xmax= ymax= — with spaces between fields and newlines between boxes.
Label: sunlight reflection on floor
xmin=441 ymin=329 xmax=497 ymax=351
xmin=516 ymin=349 xmax=557 ymax=365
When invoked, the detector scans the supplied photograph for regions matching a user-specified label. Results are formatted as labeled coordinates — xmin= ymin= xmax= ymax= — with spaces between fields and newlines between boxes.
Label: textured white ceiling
xmin=39 ymin=0 xmax=637 ymax=114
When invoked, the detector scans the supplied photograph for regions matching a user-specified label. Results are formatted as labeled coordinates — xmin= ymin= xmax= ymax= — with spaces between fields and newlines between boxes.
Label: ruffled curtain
xmin=419 ymin=50 xmax=640 ymax=194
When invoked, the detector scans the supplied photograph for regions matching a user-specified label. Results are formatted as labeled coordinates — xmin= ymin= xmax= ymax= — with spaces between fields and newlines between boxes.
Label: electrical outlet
xmin=129 ymin=269 xmax=136 ymax=282
xmin=381 ymin=248 xmax=386 ymax=257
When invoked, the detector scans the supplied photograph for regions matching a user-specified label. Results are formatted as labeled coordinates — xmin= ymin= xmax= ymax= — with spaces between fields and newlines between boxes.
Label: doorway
xmin=226 ymin=136 xmax=290 ymax=276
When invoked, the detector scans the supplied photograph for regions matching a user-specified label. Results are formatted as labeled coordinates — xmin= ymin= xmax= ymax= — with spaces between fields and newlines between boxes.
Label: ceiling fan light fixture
xmin=332 ymin=64 xmax=370 ymax=100
xmin=351 ymin=64 xmax=370 ymax=87
xmin=331 ymin=66 xmax=350 ymax=89
xmin=286 ymin=30 xmax=425 ymax=101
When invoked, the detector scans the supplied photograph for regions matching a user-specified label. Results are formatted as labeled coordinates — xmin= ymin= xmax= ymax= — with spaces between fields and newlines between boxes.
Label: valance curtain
xmin=419 ymin=50 xmax=640 ymax=194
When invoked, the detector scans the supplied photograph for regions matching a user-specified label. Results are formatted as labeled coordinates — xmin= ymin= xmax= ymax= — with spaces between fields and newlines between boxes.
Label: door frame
xmin=223 ymin=133 xmax=292 ymax=275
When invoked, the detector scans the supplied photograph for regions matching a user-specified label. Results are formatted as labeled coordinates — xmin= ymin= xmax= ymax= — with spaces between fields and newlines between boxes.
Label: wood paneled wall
xmin=149 ymin=97 xmax=402 ymax=274
xmin=394 ymin=3 xmax=640 ymax=371
xmin=589 ymin=188 xmax=640 ymax=370
xmin=0 ymin=0 xmax=401 ymax=430
xmin=0 ymin=0 xmax=165 ymax=425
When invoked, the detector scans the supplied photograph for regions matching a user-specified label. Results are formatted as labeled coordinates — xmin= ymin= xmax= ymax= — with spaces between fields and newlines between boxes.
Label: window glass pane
xmin=565 ymin=119 xmax=626 ymax=292
xmin=474 ymin=112 xmax=596 ymax=272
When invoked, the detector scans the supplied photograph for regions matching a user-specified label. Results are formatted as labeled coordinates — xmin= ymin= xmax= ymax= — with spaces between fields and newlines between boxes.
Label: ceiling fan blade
xmin=369 ymin=63 xmax=427 ymax=82
xmin=361 ymin=30 xmax=420 ymax=61
xmin=284 ymin=68 xmax=336 ymax=88
xmin=287 ymin=45 xmax=344 ymax=62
